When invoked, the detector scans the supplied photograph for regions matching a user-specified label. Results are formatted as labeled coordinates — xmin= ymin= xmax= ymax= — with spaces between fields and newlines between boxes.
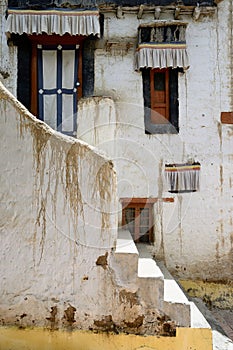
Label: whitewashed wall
xmin=0 ymin=85 xmax=193 ymax=332
xmin=0 ymin=83 xmax=124 ymax=329
xmin=79 ymin=0 xmax=233 ymax=280
xmin=0 ymin=0 xmax=232 ymax=281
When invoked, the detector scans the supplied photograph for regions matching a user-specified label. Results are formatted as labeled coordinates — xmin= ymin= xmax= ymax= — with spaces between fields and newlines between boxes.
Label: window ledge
xmin=145 ymin=123 xmax=179 ymax=134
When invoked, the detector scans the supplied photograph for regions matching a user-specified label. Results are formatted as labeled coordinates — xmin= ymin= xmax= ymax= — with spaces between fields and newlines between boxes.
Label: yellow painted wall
xmin=0 ymin=327 xmax=212 ymax=350
xmin=179 ymin=280 xmax=233 ymax=309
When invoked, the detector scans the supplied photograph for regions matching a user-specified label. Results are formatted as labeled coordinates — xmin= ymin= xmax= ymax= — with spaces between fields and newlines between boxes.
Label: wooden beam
xmin=221 ymin=112 xmax=233 ymax=124
xmin=192 ymin=5 xmax=201 ymax=20
xmin=137 ymin=4 xmax=144 ymax=19
xmin=154 ymin=6 xmax=161 ymax=19
xmin=116 ymin=6 xmax=123 ymax=19
xmin=120 ymin=197 xmax=175 ymax=204
xmin=174 ymin=6 xmax=181 ymax=19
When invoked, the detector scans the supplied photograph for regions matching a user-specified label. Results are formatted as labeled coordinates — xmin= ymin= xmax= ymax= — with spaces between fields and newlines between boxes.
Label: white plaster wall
xmin=1 ymin=0 xmax=232 ymax=281
xmin=83 ymin=2 xmax=233 ymax=280
xmin=0 ymin=83 xmax=123 ymax=328
xmin=1 ymin=83 xmax=176 ymax=333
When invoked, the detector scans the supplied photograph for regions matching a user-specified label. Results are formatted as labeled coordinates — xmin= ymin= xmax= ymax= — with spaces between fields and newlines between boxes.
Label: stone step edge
xmin=158 ymin=263 xmax=210 ymax=329
xmin=190 ymin=301 xmax=211 ymax=329
xmin=115 ymin=229 xmax=139 ymax=255
xmin=163 ymin=279 xmax=190 ymax=305
xmin=138 ymin=258 xmax=164 ymax=279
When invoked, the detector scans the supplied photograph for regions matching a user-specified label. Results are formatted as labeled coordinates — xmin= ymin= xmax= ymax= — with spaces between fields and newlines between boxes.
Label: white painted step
xmin=190 ymin=301 xmax=211 ymax=329
xmin=163 ymin=279 xmax=191 ymax=327
xmin=115 ymin=229 xmax=138 ymax=255
xmin=138 ymin=258 xmax=164 ymax=309
xmin=138 ymin=258 xmax=164 ymax=279
xmin=156 ymin=262 xmax=191 ymax=327
xmin=164 ymin=279 xmax=190 ymax=304
xmin=112 ymin=229 xmax=139 ymax=286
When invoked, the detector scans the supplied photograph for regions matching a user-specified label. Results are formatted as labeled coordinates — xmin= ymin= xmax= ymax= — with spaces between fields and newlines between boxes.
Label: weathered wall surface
xmin=78 ymin=0 xmax=233 ymax=281
xmin=0 ymin=0 xmax=232 ymax=282
xmin=1 ymin=82 xmax=185 ymax=334
xmin=0 ymin=82 xmax=124 ymax=330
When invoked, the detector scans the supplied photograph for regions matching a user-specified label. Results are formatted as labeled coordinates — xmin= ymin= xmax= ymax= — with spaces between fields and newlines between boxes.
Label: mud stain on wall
xmin=95 ymin=160 xmax=115 ymax=230
xmin=119 ymin=290 xmax=138 ymax=307
xmin=96 ymin=252 xmax=108 ymax=269
xmin=63 ymin=305 xmax=76 ymax=327
xmin=65 ymin=144 xmax=84 ymax=219
xmin=46 ymin=306 xmax=58 ymax=330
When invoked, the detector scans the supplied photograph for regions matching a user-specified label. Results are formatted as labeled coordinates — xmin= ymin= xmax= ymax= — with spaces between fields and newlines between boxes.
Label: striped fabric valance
xmin=135 ymin=22 xmax=189 ymax=70
xmin=135 ymin=43 xmax=189 ymax=70
xmin=165 ymin=163 xmax=200 ymax=193
xmin=6 ymin=8 xmax=100 ymax=37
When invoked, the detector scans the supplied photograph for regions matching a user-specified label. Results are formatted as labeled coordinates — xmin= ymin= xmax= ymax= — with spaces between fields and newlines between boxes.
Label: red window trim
xmin=121 ymin=197 xmax=174 ymax=243
xmin=120 ymin=197 xmax=174 ymax=204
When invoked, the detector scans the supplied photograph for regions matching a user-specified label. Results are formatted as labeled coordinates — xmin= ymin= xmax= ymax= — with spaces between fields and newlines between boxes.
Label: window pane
xmin=44 ymin=95 xmax=57 ymax=130
xmin=125 ymin=208 xmax=135 ymax=234
xmin=139 ymin=208 xmax=150 ymax=242
xmin=62 ymin=50 xmax=75 ymax=89
xmin=42 ymin=50 xmax=57 ymax=89
xmin=140 ymin=208 xmax=149 ymax=216
xmin=62 ymin=94 xmax=74 ymax=132
xmin=140 ymin=218 xmax=149 ymax=225
xmin=154 ymin=72 xmax=165 ymax=91
xmin=125 ymin=208 xmax=135 ymax=222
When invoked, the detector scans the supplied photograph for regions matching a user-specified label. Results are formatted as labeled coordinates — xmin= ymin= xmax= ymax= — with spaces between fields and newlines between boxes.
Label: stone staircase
xmin=113 ymin=229 xmax=211 ymax=331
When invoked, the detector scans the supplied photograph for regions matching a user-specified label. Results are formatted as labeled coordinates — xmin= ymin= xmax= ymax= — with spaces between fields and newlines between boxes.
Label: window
xmin=11 ymin=33 xmax=96 ymax=136
xmin=143 ymin=67 xmax=179 ymax=134
xmin=136 ymin=22 xmax=188 ymax=134
xmin=121 ymin=199 xmax=154 ymax=243
xmin=30 ymin=34 xmax=83 ymax=137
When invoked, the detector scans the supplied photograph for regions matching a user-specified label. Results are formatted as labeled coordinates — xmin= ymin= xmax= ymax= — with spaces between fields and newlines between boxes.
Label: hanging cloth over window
xmin=6 ymin=8 xmax=100 ymax=37
xmin=135 ymin=22 xmax=189 ymax=70
xmin=165 ymin=163 xmax=201 ymax=193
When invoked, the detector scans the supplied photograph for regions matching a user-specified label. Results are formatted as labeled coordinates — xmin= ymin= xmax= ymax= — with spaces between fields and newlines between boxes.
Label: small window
xmin=143 ymin=67 xmax=179 ymax=134
xmin=121 ymin=200 xmax=154 ymax=243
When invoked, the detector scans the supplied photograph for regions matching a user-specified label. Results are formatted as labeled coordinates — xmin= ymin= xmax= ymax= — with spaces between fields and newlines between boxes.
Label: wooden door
xmin=150 ymin=68 xmax=169 ymax=124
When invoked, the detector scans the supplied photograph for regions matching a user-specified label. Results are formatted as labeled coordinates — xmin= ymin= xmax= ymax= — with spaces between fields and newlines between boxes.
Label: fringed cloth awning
xmin=135 ymin=21 xmax=189 ymax=71
xmin=6 ymin=8 xmax=100 ymax=37
xmin=165 ymin=163 xmax=200 ymax=193
xmin=135 ymin=43 xmax=189 ymax=70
